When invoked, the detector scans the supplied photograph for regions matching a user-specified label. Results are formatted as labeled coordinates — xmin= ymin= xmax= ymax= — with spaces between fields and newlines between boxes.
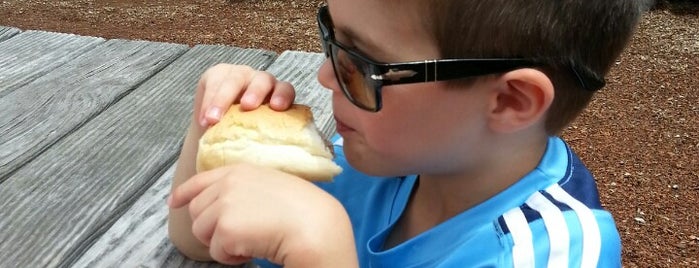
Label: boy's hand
xmin=195 ymin=64 xmax=296 ymax=128
xmin=168 ymin=163 xmax=358 ymax=267
xmin=168 ymin=64 xmax=358 ymax=267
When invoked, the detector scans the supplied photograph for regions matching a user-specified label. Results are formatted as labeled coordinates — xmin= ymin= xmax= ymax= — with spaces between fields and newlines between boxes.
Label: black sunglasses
xmin=317 ymin=5 xmax=605 ymax=112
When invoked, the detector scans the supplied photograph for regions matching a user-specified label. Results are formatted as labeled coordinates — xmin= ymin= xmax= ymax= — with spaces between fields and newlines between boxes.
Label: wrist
xmin=282 ymin=198 xmax=358 ymax=268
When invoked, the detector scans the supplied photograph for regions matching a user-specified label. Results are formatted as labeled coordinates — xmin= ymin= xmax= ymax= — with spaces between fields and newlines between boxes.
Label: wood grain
xmin=0 ymin=30 xmax=104 ymax=98
xmin=0 ymin=38 xmax=187 ymax=181
xmin=0 ymin=44 xmax=276 ymax=268
xmin=71 ymin=51 xmax=330 ymax=268
xmin=72 ymin=163 xmax=243 ymax=268
xmin=0 ymin=26 xmax=20 ymax=42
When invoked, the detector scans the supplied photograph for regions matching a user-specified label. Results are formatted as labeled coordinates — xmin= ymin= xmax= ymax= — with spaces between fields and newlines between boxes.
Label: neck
xmin=384 ymin=135 xmax=549 ymax=249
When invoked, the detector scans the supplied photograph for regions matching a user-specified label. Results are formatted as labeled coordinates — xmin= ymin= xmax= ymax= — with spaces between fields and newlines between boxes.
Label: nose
xmin=317 ymin=58 xmax=339 ymax=92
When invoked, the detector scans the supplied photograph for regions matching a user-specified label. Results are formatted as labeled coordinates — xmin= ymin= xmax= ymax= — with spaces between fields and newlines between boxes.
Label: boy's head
xmin=426 ymin=0 xmax=643 ymax=133
xmin=318 ymin=0 xmax=642 ymax=176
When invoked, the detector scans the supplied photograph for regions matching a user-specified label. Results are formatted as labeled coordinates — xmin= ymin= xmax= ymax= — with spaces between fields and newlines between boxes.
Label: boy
xmin=168 ymin=0 xmax=642 ymax=267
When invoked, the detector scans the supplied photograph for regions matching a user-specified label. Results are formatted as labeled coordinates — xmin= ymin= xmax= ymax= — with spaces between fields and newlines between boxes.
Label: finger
xmin=187 ymin=182 xmax=220 ymax=220
xmin=169 ymin=170 xmax=222 ymax=208
xmin=269 ymin=81 xmax=296 ymax=110
xmin=199 ymin=65 xmax=255 ymax=127
xmin=239 ymin=71 xmax=276 ymax=110
xmin=199 ymin=77 xmax=230 ymax=127
xmin=194 ymin=78 xmax=217 ymax=128
xmin=209 ymin=225 xmax=254 ymax=265
xmin=197 ymin=69 xmax=223 ymax=127
xmin=190 ymin=200 xmax=221 ymax=246
xmin=203 ymin=78 xmax=248 ymax=125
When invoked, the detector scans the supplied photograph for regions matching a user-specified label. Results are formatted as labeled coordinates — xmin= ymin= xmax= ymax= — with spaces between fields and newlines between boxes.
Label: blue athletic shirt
xmin=255 ymin=136 xmax=621 ymax=267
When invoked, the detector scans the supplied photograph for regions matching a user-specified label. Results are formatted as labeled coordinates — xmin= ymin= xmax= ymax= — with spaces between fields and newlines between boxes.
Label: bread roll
xmin=196 ymin=104 xmax=342 ymax=181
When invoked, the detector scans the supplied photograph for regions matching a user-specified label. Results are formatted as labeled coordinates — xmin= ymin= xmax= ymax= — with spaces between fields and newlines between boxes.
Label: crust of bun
xmin=196 ymin=104 xmax=341 ymax=181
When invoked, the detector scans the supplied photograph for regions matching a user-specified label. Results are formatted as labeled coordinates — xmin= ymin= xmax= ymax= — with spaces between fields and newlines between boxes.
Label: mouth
xmin=334 ymin=116 xmax=355 ymax=133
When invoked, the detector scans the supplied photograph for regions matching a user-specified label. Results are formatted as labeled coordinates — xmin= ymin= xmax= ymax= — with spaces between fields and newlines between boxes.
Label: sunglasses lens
xmin=330 ymin=45 xmax=377 ymax=111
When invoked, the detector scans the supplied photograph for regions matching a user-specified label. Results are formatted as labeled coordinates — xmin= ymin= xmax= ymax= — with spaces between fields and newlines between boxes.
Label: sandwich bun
xmin=196 ymin=104 xmax=342 ymax=181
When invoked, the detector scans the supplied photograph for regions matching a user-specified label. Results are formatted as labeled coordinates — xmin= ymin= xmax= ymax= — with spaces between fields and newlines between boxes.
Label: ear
xmin=487 ymin=68 xmax=554 ymax=134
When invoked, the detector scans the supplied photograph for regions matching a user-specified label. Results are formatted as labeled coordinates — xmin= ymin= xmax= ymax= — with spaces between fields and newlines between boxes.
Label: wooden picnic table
xmin=0 ymin=26 xmax=335 ymax=268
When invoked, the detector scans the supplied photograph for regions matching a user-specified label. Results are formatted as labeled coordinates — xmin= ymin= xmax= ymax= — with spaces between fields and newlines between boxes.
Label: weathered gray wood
xmin=71 ymin=50 xmax=330 ymax=268
xmin=72 ymin=164 xmax=253 ymax=268
xmin=0 ymin=26 xmax=21 ymax=42
xmin=0 ymin=39 xmax=188 ymax=181
xmin=0 ymin=44 xmax=276 ymax=268
xmin=265 ymin=51 xmax=335 ymax=138
xmin=0 ymin=30 xmax=104 ymax=97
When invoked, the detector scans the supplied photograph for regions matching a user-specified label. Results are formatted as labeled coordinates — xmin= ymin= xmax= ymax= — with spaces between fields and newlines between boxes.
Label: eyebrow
xmin=329 ymin=14 xmax=389 ymax=61
xmin=325 ymin=4 xmax=391 ymax=61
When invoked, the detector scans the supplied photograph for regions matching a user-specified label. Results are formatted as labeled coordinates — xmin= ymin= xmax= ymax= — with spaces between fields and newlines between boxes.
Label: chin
xmin=343 ymin=142 xmax=408 ymax=177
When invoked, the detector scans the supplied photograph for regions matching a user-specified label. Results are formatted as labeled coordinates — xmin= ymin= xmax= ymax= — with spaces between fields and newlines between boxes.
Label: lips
xmin=334 ymin=116 xmax=354 ymax=133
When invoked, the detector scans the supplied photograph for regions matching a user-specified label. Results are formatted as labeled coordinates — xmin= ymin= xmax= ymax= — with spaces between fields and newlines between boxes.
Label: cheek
xmin=366 ymin=85 xmax=448 ymax=147
xmin=345 ymin=115 xmax=415 ymax=175
xmin=359 ymin=117 xmax=407 ymax=154
xmin=357 ymin=85 xmax=488 ymax=173
xmin=351 ymin=99 xmax=438 ymax=169
xmin=355 ymin=113 xmax=457 ymax=175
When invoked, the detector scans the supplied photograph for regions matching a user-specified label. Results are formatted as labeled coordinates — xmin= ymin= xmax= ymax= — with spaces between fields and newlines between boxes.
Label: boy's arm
xmin=503 ymin=209 xmax=621 ymax=267
xmin=168 ymin=64 xmax=278 ymax=261
xmin=168 ymin=121 xmax=359 ymax=267
xmin=168 ymin=119 xmax=213 ymax=261
xmin=166 ymin=65 xmax=357 ymax=266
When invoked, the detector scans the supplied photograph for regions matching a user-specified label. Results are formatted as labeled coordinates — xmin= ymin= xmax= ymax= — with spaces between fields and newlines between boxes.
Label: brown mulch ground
xmin=1 ymin=1 xmax=696 ymax=267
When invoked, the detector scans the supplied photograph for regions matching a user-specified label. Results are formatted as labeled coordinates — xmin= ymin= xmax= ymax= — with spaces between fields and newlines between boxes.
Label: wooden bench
xmin=0 ymin=26 xmax=332 ymax=268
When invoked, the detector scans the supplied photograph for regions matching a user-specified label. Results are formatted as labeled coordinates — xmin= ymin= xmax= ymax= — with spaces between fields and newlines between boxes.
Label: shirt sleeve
xmin=499 ymin=208 xmax=621 ymax=268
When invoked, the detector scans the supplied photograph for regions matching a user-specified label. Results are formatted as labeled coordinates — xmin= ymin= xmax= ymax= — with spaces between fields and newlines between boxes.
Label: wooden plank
xmin=265 ymin=51 xmax=335 ymax=138
xmin=71 ymin=164 xmax=205 ymax=268
xmin=0 ymin=26 xmax=21 ymax=42
xmin=71 ymin=50 xmax=331 ymax=268
xmin=0 ymin=30 xmax=105 ymax=97
xmin=0 ymin=38 xmax=188 ymax=181
xmin=72 ymin=164 xmax=254 ymax=268
xmin=0 ymin=45 xmax=276 ymax=268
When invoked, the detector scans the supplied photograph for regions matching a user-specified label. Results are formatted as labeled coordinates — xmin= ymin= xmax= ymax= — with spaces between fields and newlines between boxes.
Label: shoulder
xmin=494 ymin=137 xmax=621 ymax=267
xmin=497 ymin=194 xmax=621 ymax=267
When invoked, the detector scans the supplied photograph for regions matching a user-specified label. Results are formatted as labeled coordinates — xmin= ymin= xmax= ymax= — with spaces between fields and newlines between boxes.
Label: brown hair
xmin=425 ymin=0 xmax=642 ymax=134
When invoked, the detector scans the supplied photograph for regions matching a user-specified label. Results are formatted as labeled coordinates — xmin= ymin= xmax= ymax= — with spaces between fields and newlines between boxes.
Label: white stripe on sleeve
xmin=546 ymin=185 xmax=601 ymax=268
xmin=503 ymin=208 xmax=535 ymax=268
xmin=526 ymin=191 xmax=570 ymax=268
xmin=333 ymin=137 xmax=344 ymax=146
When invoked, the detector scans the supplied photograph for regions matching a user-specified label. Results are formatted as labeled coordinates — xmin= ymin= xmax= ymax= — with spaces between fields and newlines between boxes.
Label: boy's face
xmin=319 ymin=0 xmax=495 ymax=177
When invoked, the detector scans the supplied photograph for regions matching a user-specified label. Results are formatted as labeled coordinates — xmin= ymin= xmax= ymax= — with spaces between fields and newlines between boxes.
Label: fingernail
xmin=166 ymin=195 xmax=173 ymax=207
xmin=205 ymin=107 xmax=222 ymax=120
